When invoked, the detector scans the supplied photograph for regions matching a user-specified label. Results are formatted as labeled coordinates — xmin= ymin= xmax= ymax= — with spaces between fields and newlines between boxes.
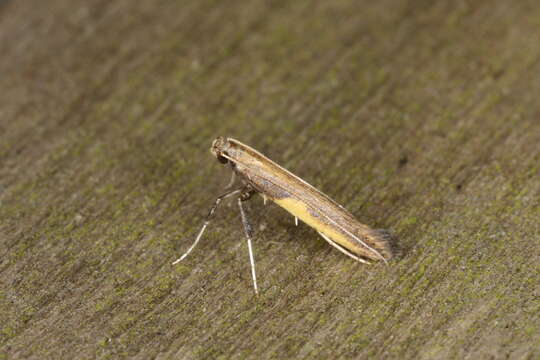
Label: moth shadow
xmin=376 ymin=228 xmax=406 ymax=261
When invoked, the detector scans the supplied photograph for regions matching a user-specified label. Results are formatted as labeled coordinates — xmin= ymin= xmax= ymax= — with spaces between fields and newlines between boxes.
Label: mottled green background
xmin=1 ymin=1 xmax=539 ymax=359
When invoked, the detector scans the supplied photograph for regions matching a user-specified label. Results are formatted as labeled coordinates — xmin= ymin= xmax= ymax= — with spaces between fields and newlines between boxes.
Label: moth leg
xmin=172 ymin=188 xmax=242 ymax=264
xmin=295 ymin=216 xmax=299 ymax=226
xmin=238 ymin=188 xmax=258 ymax=295
xmin=240 ymin=185 xmax=255 ymax=202
xmin=224 ymin=171 xmax=236 ymax=189
xmin=317 ymin=231 xmax=370 ymax=264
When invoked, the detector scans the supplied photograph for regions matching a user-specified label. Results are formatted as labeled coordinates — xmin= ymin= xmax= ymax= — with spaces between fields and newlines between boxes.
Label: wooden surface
xmin=1 ymin=1 xmax=539 ymax=359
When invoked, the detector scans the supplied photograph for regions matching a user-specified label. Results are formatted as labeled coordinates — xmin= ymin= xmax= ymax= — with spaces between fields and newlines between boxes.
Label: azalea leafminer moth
xmin=173 ymin=137 xmax=394 ymax=294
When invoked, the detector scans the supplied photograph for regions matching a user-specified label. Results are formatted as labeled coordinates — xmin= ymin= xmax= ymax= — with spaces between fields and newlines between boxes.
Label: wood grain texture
xmin=0 ymin=1 xmax=539 ymax=359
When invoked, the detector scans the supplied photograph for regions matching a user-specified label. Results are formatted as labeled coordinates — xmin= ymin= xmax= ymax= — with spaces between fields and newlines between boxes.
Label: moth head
xmin=211 ymin=137 xmax=230 ymax=164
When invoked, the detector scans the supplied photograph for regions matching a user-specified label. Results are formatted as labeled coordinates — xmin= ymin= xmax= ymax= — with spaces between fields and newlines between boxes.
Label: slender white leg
xmin=172 ymin=189 xmax=242 ymax=264
xmin=224 ymin=172 xmax=236 ymax=189
xmin=295 ymin=216 xmax=298 ymax=226
xmin=238 ymin=197 xmax=258 ymax=295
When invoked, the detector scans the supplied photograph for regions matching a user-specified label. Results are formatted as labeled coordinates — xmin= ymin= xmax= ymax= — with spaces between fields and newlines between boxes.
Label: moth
xmin=173 ymin=137 xmax=394 ymax=294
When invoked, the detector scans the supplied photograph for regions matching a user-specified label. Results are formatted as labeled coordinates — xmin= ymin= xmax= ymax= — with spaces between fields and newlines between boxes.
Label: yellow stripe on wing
xmin=273 ymin=197 xmax=357 ymax=254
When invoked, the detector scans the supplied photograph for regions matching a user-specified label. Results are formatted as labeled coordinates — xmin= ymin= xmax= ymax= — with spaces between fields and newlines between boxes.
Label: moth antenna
xmin=172 ymin=189 xmax=242 ymax=265
xmin=238 ymin=197 xmax=258 ymax=295
xmin=320 ymin=212 xmax=388 ymax=263
xmin=318 ymin=231 xmax=370 ymax=264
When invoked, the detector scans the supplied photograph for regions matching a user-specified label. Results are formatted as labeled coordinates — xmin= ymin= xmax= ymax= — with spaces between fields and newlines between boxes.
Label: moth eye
xmin=216 ymin=155 xmax=228 ymax=164
xmin=216 ymin=153 xmax=228 ymax=164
